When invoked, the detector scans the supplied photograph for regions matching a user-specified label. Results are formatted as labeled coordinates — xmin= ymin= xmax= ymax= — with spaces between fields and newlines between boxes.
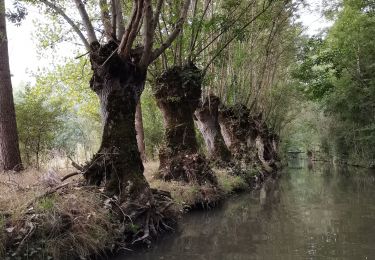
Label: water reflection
xmin=119 ymin=163 xmax=375 ymax=260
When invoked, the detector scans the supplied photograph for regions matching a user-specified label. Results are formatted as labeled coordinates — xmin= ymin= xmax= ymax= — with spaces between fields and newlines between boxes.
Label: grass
xmin=0 ymin=168 xmax=114 ymax=259
xmin=0 ymin=160 xmax=258 ymax=259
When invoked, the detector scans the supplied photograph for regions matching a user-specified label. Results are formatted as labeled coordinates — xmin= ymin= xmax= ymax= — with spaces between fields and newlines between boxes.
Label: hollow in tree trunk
xmin=153 ymin=64 xmax=216 ymax=185
xmin=194 ymin=95 xmax=231 ymax=165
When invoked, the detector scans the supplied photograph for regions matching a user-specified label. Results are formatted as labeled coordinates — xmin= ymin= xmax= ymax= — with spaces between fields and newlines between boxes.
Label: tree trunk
xmin=194 ymin=95 xmax=231 ymax=164
xmin=70 ymin=41 xmax=177 ymax=243
xmin=85 ymin=41 xmax=150 ymax=200
xmin=135 ymin=102 xmax=147 ymax=161
xmin=153 ymin=64 xmax=216 ymax=185
xmin=0 ymin=1 xmax=23 ymax=172
xmin=218 ymin=104 xmax=259 ymax=161
xmin=255 ymin=135 xmax=274 ymax=173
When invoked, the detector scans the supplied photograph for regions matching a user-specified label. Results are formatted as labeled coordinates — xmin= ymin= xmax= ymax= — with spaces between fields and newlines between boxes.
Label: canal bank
xmin=118 ymin=162 xmax=375 ymax=260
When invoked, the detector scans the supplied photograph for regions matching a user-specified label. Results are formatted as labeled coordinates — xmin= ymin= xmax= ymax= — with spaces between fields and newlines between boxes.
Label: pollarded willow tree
xmin=200 ymin=0 xmax=301 ymax=171
xmin=26 ymin=0 xmax=191 ymax=207
xmin=152 ymin=0 xmax=277 ymax=182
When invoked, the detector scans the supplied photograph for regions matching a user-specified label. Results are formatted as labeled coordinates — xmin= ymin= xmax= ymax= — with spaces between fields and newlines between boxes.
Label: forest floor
xmin=0 ymin=161 xmax=269 ymax=259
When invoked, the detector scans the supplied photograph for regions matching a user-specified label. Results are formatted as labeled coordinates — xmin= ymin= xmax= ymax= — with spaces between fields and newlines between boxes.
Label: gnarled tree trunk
xmin=81 ymin=42 xmax=178 ymax=240
xmin=218 ymin=104 xmax=259 ymax=162
xmin=153 ymin=64 xmax=216 ymax=185
xmin=194 ymin=95 xmax=231 ymax=164
xmin=84 ymin=41 xmax=150 ymax=200
xmin=255 ymin=135 xmax=274 ymax=173
xmin=0 ymin=1 xmax=22 ymax=172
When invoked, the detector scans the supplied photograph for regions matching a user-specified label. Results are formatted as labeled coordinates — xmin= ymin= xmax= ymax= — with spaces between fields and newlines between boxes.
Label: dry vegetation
xmin=0 ymin=161 xmax=257 ymax=259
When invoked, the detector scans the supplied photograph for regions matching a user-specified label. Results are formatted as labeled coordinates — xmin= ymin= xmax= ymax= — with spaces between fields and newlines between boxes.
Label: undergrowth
xmin=0 ymin=161 xmax=262 ymax=259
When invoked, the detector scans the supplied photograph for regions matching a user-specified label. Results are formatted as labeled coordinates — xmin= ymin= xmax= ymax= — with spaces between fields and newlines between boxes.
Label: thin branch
xmin=151 ymin=0 xmax=191 ymax=62
xmin=74 ymin=0 xmax=98 ymax=43
xmin=157 ymin=21 xmax=169 ymax=69
xmin=75 ymin=50 xmax=90 ymax=59
xmin=61 ymin=172 xmax=81 ymax=182
xmin=195 ymin=0 xmax=256 ymax=59
xmin=39 ymin=0 xmax=90 ymax=50
xmin=202 ymin=0 xmax=274 ymax=76
xmin=189 ymin=0 xmax=211 ymax=61
xmin=152 ymin=0 xmax=164 ymax=32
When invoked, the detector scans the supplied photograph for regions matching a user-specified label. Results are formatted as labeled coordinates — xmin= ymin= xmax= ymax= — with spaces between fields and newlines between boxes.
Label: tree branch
xmin=195 ymin=0 xmax=256 ymax=59
xmin=115 ymin=0 xmax=125 ymax=38
xmin=118 ymin=0 xmax=139 ymax=57
xmin=139 ymin=0 xmax=154 ymax=67
xmin=152 ymin=0 xmax=164 ymax=32
xmin=100 ymin=0 xmax=114 ymax=39
xmin=189 ymin=0 xmax=211 ymax=61
xmin=39 ymin=0 xmax=90 ymax=50
xmin=74 ymin=0 xmax=98 ymax=44
xmin=202 ymin=0 xmax=275 ymax=76
xmin=150 ymin=0 xmax=191 ymax=63
xmin=110 ymin=0 xmax=117 ymax=39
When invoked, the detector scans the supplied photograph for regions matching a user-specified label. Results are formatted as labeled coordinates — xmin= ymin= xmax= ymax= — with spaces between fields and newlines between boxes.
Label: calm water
xmin=119 ymin=162 xmax=375 ymax=260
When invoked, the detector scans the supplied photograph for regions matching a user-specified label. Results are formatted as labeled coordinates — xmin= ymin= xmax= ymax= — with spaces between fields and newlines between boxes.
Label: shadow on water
xmin=116 ymin=162 xmax=375 ymax=260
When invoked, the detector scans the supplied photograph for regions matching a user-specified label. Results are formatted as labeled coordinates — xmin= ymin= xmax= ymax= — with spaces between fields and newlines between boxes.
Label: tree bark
xmin=194 ymin=95 xmax=231 ymax=164
xmin=85 ymin=41 xmax=150 ymax=200
xmin=218 ymin=104 xmax=259 ymax=161
xmin=218 ymin=105 xmax=281 ymax=173
xmin=135 ymin=102 xmax=147 ymax=161
xmin=153 ymin=64 xmax=216 ymax=185
xmin=0 ymin=0 xmax=23 ymax=171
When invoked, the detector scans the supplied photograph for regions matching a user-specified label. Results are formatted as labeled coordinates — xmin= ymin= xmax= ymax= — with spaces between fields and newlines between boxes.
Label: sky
xmin=5 ymin=0 xmax=334 ymax=90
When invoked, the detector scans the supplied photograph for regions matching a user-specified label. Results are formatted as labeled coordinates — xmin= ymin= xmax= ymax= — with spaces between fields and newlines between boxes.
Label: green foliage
xmin=37 ymin=196 xmax=55 ymax=212
xmin=141 ymin=87 xmax=164 ymax=159
xmin=291 ymin=0 xmax=375 ymax=165
xmin=16 ymin=86 xmax=66 ymax=167
xmin=15 ymin=58 xmax=101 ymax=167
xmin=292 ymin=37 xmax=340 ymax=100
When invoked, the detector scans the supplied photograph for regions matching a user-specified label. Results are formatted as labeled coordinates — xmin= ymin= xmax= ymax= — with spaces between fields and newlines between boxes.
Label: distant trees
xmin=16 ymin=86 xmax=65 ymax=169
xmin=292 ymin=0 xmax=375 ymax=165
xmin=0 ymin=0 xmax=22 ymax=171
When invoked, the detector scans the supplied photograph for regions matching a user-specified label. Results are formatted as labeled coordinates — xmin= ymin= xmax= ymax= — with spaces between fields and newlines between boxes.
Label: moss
xmin=127 ymin=223 xmax=141 ymax=234
xmin=216 ymin=169 xmax=248 ymax=194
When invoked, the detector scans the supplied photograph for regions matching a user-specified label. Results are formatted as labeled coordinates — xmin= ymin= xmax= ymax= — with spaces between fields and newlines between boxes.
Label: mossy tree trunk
xmin=84 ymin=41 xmax=151 ymax=201
xmin=153 ymin=64 xmax=216 ymax=185
xmin=218 ymin=105 xmax=259 ymax=161
xmin=194 ymin=95 xmax=231 ymax=164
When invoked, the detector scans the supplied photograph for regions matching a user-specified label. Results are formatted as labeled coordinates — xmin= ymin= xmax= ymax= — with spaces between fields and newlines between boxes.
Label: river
xmin=118 ymin=161 xmax=375 ymax=260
